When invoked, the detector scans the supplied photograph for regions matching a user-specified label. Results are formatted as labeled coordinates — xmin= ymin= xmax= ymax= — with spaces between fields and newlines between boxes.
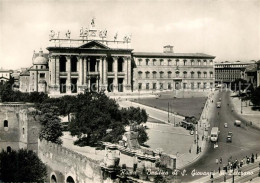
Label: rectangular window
xmin=191 ymin=82 xmax=194 ymax=90
xmin=160 ymin=60 xmax=164 ymax=66
xmin=203 ymin=83 xmax=207 ymax=89
xmin=183 ymin=83 xmax=187 ymax=89
xmin=138 ymin=72 xmax=142 ymax=79
xmin=210 ymin=82 xmax=213 ymax=89
xmin=138 ymin=83 xmax=142 ymax=90
xmin=153 ymin=72 xmax=156 ymax=79
xmin=197 ymin=82 xmax=201 ymax=89
xmin=153 ymin=83 xmax=156 ymax=90
xmin=39 ymin=73 xmax=45 ymax=78
xmin=168 ymin=72 xmax=172 ymax=78
xmin=160 ymin=83 xmax=163 ymax=90
xmin=160 ymin=72 xmax=164 ymax=78
xmin=183 ymin=72 xmax=187 ymax=78
xmin=146 ymin=72 xmax=150 ymax=79
xmin=204 ymin=73 xmax=207 ymax=78
xmin=168 ymin=83 xmax=172 ymax=89
xmin=146 ymin=83 xmax=149 ymax=90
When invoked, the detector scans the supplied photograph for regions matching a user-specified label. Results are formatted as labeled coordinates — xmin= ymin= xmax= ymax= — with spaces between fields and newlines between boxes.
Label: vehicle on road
xmin=234 ymin=120 xmax=241 ymax=127
xmin=224 ymin=123 xmax=228 ymax=128
xmin=210 ymin=127 xmax=220 ymax=142
xmin=190 ymin=130 xmax=194 ymax=135
xmin=217 ymin=102 xmax=221 ymax=108
xmin=226 ymin=131 xmax=232 ymax=143
xmin=219 ymin=98 xmax=221 ymax=101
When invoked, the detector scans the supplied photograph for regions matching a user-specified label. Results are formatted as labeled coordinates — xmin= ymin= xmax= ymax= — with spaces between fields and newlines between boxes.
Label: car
xmin=190 ymin=130 xmax=194 ymax=135
xmin=226 ymin=131 xmax=232 ymax=143
xmin=224 ymin=123 xmax=228 ymax=128
xmin=219 ymin=98 xmax=222 ymax=101
xmin=234 ymin=120 xmax=241 ymax=127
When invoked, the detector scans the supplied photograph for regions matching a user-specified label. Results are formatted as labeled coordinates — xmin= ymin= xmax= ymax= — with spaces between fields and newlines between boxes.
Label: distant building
xmin=245 ymin=63 xmax=258 ymax=88
xmin=0 ymin=103 xmax=40 ymax=153
xmin=133 ymin=47 xmax=215 ymax=92
xmin=215 ymin=61 xmax=256 ymax=86
xmin=0 ymin=68 xmax=12 ymax=84
xmin=19 ymin=20 xmax=215 ymax=96
xmin=19 ymin=49 xmax=49 ymax=93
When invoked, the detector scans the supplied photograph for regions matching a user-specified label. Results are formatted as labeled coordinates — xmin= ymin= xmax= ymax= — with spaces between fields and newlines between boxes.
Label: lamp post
xmin=168 ymin=102 xmax=170 ymax=123
xmin=241 ymin=98 xmax=243 ymax=114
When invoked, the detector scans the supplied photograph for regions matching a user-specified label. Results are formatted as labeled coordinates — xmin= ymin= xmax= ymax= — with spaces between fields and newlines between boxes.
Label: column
xmin=123 ymin=57 xmax=128 ymax=92
xmin=77 ymin=56 xmax=83 ymax=92
xmin=99 ymin=57 xmax=103 ymax=88
xmin=55 ymin=57 xmax=60 ymax=93
xmin=127 ymin=56 xmax=131 ymax=90
xmin=113 ymin=56 xmax=118 ymax=92
xmin=50 ymin=56 xmax=55 ymax=86
xmin=66 ymin=56 xmax=71 ymax=94
xmin=83 ymin=57 xmax=87 ymax=86
xmin=103 ymin=56 xmax=108 ymax=90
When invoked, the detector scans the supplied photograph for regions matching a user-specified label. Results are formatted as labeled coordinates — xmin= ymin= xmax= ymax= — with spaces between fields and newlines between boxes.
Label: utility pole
xmin=241 ymin=98 xmax=243 ymax=114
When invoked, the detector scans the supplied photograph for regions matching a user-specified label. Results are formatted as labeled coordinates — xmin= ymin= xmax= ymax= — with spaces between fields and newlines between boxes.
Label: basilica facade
xmin=19 ymin=20 xmax=215 ymax=95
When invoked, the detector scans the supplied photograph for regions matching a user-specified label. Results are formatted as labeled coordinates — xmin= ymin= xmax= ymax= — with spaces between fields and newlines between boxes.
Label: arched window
xmin=152 ymin=71 xmax=157 ymax=79
xmin=145 ymin=71 xmax=150 ymax=79
xmin=191 ymin=71 xmax=194 ymax=78
xmin=183 ymin=59 xmax=187 ymax=66
xmin=168 ymin=71 xmax=172 ymax=78
xmin=66 ymin=176 xmax=75 ymax=183
xmin=198 ymin=71 xmax=201 ymax=78
xmin=71 ymin=56 xmax=78 ymax=72
xmin=175 ymin=71 xmax=180 ymax=78
xmin=210 ymin=60 xmax=213 ymax=65
xmin=210 ymin=72 xmax=213 ymax=78
xmin=146 ymin=59 xmax=149 ymax=66
xmin=204 ymin=72 xmax=207 ymax=78
xmin=160 ymin=71 xmax=164 ymax=78
xmin=203 ymin=60 xmax=207 ymax=65
xmin=191 ymin=60 xmax=194 ymax=66
xmin=153 ymin=59 xmax=156 ymax=66
xmin=168 ymin=59 xmax=172 ymax=66
xmin=146 ymin=83 xmax=150 ymax=90
xmin=160 ymin=59 xmax=164 ymax=66
xmin=138 ymin=59 xmax=142 ymax=66
xmin=183 ymin=71 xmax=187 ymax=78
xmin=138 ymin=71 xmax=143 ymax=79
xmin=59 ymin=56 xmax=67 ymax=72
xmin=118 ymin=57 xmax=124 ymax=72
xmin=7 ymin=146 xmax=11 ymax=153
xmin=197 ymin=60 xmax=201 ymax=66
xmin=176 ymin=59 xmax=179 ymax=66
xmin=4 ymin=120 xmax=8 ymax=127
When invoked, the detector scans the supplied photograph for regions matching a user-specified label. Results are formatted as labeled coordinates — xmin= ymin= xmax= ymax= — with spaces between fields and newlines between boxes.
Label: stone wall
xmin=38 ymin=139 xmax=103 ymax=183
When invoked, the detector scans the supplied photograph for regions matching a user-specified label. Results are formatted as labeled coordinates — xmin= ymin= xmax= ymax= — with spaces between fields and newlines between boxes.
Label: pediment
xmin=79 ymin=40 xmax=110 ymax=49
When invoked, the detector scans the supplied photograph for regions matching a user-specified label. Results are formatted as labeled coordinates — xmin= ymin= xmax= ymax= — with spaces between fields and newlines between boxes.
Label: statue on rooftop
xmin=114 ymin=32 xmax=118 ymax=42
xmin=80 ymin=27 xmax=83 ymax=36
xmin=65 ymin=30 xmax=71 ymax=39
xmin=49 ymin=30 xmax=55 ymax=39
xmin=91 ymin=17 xmax=95 ymax=27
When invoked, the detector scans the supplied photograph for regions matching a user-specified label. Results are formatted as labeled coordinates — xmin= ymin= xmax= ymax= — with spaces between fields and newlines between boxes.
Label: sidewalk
xmin=230 ymin=93 xmax=260 ymax=129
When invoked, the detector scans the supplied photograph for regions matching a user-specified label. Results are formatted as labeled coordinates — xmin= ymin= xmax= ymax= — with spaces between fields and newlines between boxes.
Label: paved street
xmin=177 ymin=91 xmax=260 ymax=182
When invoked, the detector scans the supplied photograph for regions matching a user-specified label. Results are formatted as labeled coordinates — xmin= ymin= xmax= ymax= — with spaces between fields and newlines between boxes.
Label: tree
xmin=69 ymin=91 xmax=149 ymax=146
xmin=251 ymin=86 xmax=260 ymax=106
xmin=136 ymin=126 xmax=149 ymax=145
xmin=38 ymin=103 xmax=63 ymax=144
xmin=0 ymin=149 xmax=47 ymax=182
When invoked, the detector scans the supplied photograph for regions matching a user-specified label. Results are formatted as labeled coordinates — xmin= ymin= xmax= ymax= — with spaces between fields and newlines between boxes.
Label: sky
xmin=0 ymin=0 xmax=260 ymax=70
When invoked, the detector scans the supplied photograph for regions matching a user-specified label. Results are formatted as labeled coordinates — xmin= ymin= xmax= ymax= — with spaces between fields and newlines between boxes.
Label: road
xmin=177 ymin=91 xmax=260 ymax=182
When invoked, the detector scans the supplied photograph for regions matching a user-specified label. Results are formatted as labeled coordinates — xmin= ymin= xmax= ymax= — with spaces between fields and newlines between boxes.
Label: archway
xmin=50 ymin=175 xmax=57 ymax=183
xmin=66 ymin=176 xmax=75 ymax=183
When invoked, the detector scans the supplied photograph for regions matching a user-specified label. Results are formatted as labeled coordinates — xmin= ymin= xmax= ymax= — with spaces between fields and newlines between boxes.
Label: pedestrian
xmin=240 ymin=159 xmax=243 ymax=167
xmin=224 ymin=174 xmax=226 ymax=182
xmin=220 ymin=157 xmax=222 ymax=164
xmin=219 ymin=167 xmax=221 ymax=173
xmin=210 ymin=171 xmax=214 ymax=183
xmin=216 ymin=158 xmax=219 ymax=164
xmin=256 ymin=153 xmax=258 ymax=159
xmin=251 ymin=154 xmax=255 ymax=163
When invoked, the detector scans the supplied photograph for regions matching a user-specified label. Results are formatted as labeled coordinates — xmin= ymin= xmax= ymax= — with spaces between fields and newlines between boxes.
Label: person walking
xmin=256 ymin=153 xmax=258 ymax=159
xmin=219 ymin=167 xmax=221 ymax=173
xmin=224 ymin=174 xmax=226 ymax=182
xmin=220 ymin=157 xmax=222 ymax=164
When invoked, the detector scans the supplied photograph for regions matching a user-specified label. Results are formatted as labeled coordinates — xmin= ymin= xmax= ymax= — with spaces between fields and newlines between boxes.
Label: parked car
xmin=226 ymin=131 xmax=233 ymax=143
xmin=234 ymin=120 xmax=241 ymax=127
xmin=224 ymin=123 xmax=228 ymax=128
xmin=190 ymin=130 xmax=194 ymax=135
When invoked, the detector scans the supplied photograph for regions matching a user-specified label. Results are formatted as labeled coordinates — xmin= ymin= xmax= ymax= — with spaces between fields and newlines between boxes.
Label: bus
xmin=210 ymin=127 xmax=219 ymax=142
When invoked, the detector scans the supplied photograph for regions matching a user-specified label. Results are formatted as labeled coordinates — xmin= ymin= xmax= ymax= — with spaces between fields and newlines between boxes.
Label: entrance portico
xmin=47 ymin=41 xmax=132 ymax=95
